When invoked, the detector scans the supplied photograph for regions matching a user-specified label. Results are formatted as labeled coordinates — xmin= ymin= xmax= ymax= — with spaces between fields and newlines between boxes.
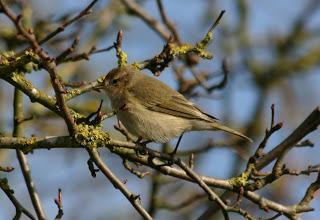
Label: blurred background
xmin=1 ymin=0 xmax=320 ymax=219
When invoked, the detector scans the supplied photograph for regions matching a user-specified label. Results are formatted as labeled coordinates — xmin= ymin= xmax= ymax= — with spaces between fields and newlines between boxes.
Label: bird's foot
xmin=134 ymin=138 xmax=151 ymax=156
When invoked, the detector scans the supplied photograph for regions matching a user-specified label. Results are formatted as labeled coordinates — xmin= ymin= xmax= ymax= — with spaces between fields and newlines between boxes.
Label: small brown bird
xmin=98 ymin=65 xmax=252 ymax=144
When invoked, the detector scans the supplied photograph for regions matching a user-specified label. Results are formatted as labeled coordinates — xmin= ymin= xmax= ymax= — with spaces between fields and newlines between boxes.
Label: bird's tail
xmin=212 ymin=122 xmax=252 ymax=142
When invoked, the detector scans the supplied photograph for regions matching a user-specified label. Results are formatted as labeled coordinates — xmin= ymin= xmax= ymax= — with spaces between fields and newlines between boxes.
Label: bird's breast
xmin=116 ymin=102 xmax=190 ymax=143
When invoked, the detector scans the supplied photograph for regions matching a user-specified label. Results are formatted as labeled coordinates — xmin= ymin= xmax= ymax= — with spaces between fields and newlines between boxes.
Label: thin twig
xmin=13 ymin=88 xmax=46 ymax=220
xmin=256 ymin=106 xmax=320 ymax=170
xmin=250 ymin=104 xmax=282 ymax=163
xmin=114 ymin=122 xmax=135 ymax=142
xmin=159 ymin=193 xmax=206 ymax=211
xmin=87 ymin=148 xmax=153 ymax=220
xmin=55 ymin=37 xmax=80 ymax=64
xmin=38 ymin=0 xmax=98 ymax=45
xmin=156 ymin=0 xmax=180 ymax=42
xmin=54 ymin=188 xmax=64 ymax=220
xmin=114 ymin=30 xmax=127 ymax=67
xmin=0 ymin=179 xmax=36 ymax=220
xmin=207 ymin=58 xmax=229 ymax=91
xmin=299 ymin=170 xmax=320 ymax=206
xmin=173 ymin=158 xmax=254 ymax=219
xmin=120 ymin=0 xmax=170 ymax=40
xmin=123 ymin=159 xmax=150 ymax=178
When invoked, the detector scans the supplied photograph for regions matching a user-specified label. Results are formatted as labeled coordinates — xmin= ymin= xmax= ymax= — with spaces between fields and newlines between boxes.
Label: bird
xmin=97 ymin=65 xmax=252 ymax=147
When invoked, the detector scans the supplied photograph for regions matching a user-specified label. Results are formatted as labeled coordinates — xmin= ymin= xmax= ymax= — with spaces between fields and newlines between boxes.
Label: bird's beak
xmin=94 ymin=83 xmax=104 ymax=91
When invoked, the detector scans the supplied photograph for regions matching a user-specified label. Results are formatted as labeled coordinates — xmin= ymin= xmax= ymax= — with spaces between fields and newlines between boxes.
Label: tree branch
xmin=0 ymin=178 xmax=36 ymax=220
xmin=0 ymin=135 xmax=315 ymax=217
xmin=256 ymin=106 xmax=320 ymax=170
xmin=87 ymin=148 xmax=153 ymax=220
xmin=13 ymin=88 xmax=46 ymax=220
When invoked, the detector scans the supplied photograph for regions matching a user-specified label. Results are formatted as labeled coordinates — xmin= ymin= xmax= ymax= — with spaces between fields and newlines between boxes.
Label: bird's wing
xmin=155 ymin=94 xmax=219 ymax=121
xmin=128 ymin=75 xmax=218 ymax=122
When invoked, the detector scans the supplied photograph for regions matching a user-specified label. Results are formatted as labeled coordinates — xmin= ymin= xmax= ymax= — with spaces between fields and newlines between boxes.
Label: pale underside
xmin=116 ymin=100 xmax=213 ymax=143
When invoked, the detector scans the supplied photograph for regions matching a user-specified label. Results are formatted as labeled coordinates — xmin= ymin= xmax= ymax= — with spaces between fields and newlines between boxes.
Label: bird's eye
xmin=110 ymin=78 xmax=119 ymax=85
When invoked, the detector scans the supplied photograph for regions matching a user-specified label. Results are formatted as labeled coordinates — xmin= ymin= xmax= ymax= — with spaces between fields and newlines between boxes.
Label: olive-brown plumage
xmin=99 ymin=66 xmax=252 ymax=143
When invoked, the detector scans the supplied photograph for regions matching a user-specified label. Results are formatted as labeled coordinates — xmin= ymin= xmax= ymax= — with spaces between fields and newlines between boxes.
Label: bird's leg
xmin=169 ymin=133 xmax=184 ymax=155
xmin=135 ymin=137 xmax=151 ymax=155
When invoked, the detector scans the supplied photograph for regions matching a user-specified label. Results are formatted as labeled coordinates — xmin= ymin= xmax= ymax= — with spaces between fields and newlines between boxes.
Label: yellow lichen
xmin=11 ymin=72 xmax=33 ymax=88
xmin=228 ymin=163 xmax=255 ymax=187
xmin=0 ymin=58 xmax=9 ymax=66
xmin=22 ymin=136 xmax=37 ymax=154
xmin=194 ymin=48 xmax=213 ymax=59
xmin=117 ymin=50 xmax=128 ymax=67
xmin=131 ymin=62 xmax=142 ymax=70
xmin=75 ymin=124 xmax=110 ymax=148
xmin=0 ymin=51 xmax=15 ymax=65
xmin=24 ymin=49 xmax=36 ymax=56
xmin=170 ymin=44 xmax=192 ymax=57
xmin=0 ymin=49 xmax=39 ymax=75
xmin=1 ymin=51 xmax=15 ymax=58
xmin=169 ymin=43 xmax=212 ymax=60
xmin=67 ymin=88 xmax=81 ymax=96
xmin=70 ymin=110 xmax=85 ymax=121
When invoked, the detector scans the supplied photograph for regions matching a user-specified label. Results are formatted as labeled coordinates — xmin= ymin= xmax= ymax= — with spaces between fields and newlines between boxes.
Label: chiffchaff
xmin=97 ymin=66 xmax=252 ymax=144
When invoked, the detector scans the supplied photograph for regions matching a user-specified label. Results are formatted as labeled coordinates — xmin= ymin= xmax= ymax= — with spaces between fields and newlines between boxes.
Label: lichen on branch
xmin=75 ymin=124 xmax=110 ymax=148
xmin=0 ymin=50 xmax=39 ymax=75
xmin=133 ymin=11 xmax=223 ymax=75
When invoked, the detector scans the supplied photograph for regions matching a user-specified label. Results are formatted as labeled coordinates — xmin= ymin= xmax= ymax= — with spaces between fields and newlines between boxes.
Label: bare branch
xmin=54 ymin=188 xmax=64 ymax=220
xmin=256 ymin=106 xmax=320 ymax=170
xmin=39 ymin=0 xmax=98 ymax=45
xmin=0 ymin=178 xmax=36 ymax=220
xmin=120 ymin=0 xmax=170 ymax=40
xmin=87 ymin=148 xmax=153 ymax=220
xmin=13 ymin=88 xmax=46 ymax=220
xmin=156 ymin=0 xmax=180 ymax=42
